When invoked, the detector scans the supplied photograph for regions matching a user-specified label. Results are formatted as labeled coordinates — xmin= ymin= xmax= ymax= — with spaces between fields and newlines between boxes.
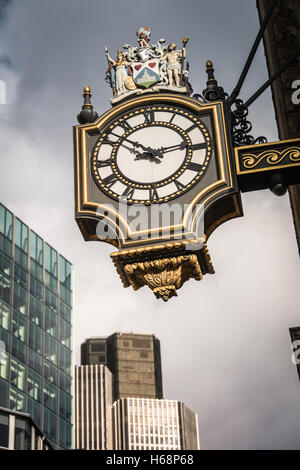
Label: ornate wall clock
xmin=73 ymin=27 xmax=244 ymax=301
xmin=74 ymin=19 xmax=300 ymax=301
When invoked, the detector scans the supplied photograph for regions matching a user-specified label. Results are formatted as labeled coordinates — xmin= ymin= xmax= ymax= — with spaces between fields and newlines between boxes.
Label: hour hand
xmin=134 ymin=152 xmax=161 ymax=164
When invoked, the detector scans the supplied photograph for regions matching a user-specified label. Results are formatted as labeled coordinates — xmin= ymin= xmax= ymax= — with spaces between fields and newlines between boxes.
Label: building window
xmin=91 ymin=342 xmax=105 ymax=352
xmin=13 ymin=283 xmax=27 ymax=314
xmin=28 ymin=368 xmax=41 ymax=401
xmin=0 ymin=411 xmax=9 ymax=448
xmin=60 ymin=284 xmax=72 ymax=307
xmin=28 ymin=347 xmax=42 ymax=374
xmin=60 ymin=344 xmax=71 ymax=376
xmin=0 ymin=334 xmax=9 ymax=381
xmin=45 ymin=244 xmax=57 ymax=278
xmin=0 ymin=252 xmax=12 ymax=277
xmin=59 ymin=256 xmax=72 ymax=290
xmin=11 ymin=336 xmax=26 ymax=363
xmin=29 ymin=295 xmax=43 ymax=326
xmin=45 ymin=307 xmax=57 ymax=337
xmin=10 ymin=357 xmax=25 ymax=391
xmin=45 ymin=288 xmax=57 ymax=313
xmin=29 ymin=322 xmax=42 ymax=354
xmin=60 ymin=300 xmax=71 ymax=324
xmin=30 ymin=259 xmax=43 ymax=282
xmin=0 ymin=204 xmax=13 ymax=240
xmin=59 ymin=370 xmax=72 ymax=395
xmin=15 ymin=246 xmax=28 ymax=269
xmin=30 ymin=231 xmax=43 ymax=265
xmin=44 ymin=334 xmax=58 ymax=365
xmin=0 ymin=272 xmax=11 ymax=305
xmin=43 ymin=409 xmax=57 ymax=443
xmin=43 ymin=380 xmax=57 ymax=412
xmin=59 ymin=317 xmax=71 ymax=349
xmin=12 ymin=310 xmax=26 ymax=342
xmin=30 ymin=276 xmax=43 ymax=301
xmin=10 ymin=386 xmax=25 ymax=411
xmin=14 ymin=417 xmax=31 ymax=450
xmin=27 ymin=397 xmax=42 ymax=428
xmin=0 ymin=299 xmax=10 ymax=330
xmin=15 ymin=219 xmax=28 ymax=253
xmin=14 ymin=264 xmax=28 ymax=289
xmin=132 ymin=339 xmax=151 ymax=348
xmin=140 ymin=351 xmax=148 ymax=358
xmin=44 ymin=361 xmax=57 ymax=385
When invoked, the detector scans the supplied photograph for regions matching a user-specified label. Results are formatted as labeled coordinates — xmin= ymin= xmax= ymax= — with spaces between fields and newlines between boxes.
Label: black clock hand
xmin=134 ymin=153 xmax=161 ymax=164
xmin=113 ymin=133 xmax=154 ymax=154
xmin=156 ymin=142 xmax=188 ymax=154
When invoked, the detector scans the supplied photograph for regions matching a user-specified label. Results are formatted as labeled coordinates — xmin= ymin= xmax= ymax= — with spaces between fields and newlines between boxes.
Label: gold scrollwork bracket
xmin=111 ymin=240 xmax=214 ymax=301
xmin=234 ymin=137 xmax=300 ymax=193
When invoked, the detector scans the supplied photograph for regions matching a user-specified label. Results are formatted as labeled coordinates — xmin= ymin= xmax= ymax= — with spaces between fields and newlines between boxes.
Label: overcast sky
xmin=0 ymin=0 xmax=300 ymax=450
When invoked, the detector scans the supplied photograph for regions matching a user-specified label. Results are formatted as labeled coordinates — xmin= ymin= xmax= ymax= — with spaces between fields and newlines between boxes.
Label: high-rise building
xmin=74 ymin=364 xmax=113 ymax=450
xmin=112 ymin=398 xmax=200 ymax=450
xmin=81 ymin=332 xmax=163 ymax=400
xmin=0 ymin=202 xmax=73 ymax=449
xmin=78 ymin=333 xmax=199 ymax=450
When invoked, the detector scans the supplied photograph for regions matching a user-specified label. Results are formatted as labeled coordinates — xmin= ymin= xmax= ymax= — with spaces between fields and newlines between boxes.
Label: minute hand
xmin=157 ymin=142 xmax=188 ymax=155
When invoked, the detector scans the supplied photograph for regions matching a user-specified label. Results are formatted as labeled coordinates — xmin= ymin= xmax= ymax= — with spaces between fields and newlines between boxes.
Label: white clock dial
xmin=91 ymin=105 xmax=212 ymax=204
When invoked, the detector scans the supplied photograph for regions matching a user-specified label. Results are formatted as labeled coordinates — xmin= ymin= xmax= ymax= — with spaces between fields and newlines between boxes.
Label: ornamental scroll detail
xmin=124 ymin=254 xmax=204 ymax=302
xmin=242 ymin=147 xmax=300 ymax=169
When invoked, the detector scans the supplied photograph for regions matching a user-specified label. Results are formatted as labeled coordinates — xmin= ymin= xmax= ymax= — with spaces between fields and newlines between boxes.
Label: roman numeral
xmin=122 ymin=186 xmax=135 ymax=198
xmin=119 ymin=120 xmax=132 ymax=131
xmin=169 ymin=113 xmax=176 ymax=123
xmin=185 ymin=123 xmax=198 ymax=133
xmin=149 ymin=186 xmax=159 ymax=200
xmin=187 ymin=162 xmax=203 ymax=172
xmin=191 ymin=142 xmax=207 ymax=151
xmin=103 ymin=137 xmax=115 ymax=146
xmin=174 ymin=180 xmax=185 ymax=190
xmin=144 ymin=109 xmax=155 ymax=124
xmin=96 ymin=159 xmax=112 ymax=168
xmin=102 ymin=174 xmax=118 ymax=188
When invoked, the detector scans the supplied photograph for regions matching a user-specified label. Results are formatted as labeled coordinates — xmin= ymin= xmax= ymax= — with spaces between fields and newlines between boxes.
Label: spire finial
xmin=77 ymin=86 xmax=98 ymax=124
xmin=202 ymin=60 xmax=226 ymax=102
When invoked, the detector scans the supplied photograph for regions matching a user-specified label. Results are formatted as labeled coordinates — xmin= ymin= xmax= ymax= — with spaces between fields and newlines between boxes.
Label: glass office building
xmin=0 ymin=202 xmax=73 ymax=449
xmin=0 ymin=407 xmax=54 ymax=450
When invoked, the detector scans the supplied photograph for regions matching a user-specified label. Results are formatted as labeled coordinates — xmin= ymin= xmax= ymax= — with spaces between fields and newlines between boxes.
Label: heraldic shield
xmin=132 ymin=59 xmax=160 ymax=88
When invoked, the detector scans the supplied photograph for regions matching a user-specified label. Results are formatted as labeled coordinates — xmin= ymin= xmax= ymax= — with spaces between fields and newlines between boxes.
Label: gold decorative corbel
xmin=110 ymin=240 xmax=215 ymax=301
xmin=124 ymin=254 xmax=203 ymax=301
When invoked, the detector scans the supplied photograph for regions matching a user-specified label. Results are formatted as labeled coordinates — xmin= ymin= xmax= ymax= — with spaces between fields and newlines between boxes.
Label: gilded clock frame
xmin=90 ymin=104 xmax=212 ymax=204
xmin=74 ymin=93 xmax=239 ymax=249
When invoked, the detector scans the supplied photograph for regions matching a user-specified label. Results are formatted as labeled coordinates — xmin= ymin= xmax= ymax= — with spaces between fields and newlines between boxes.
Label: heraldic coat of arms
xmin=105 ymin=27 xmax=191 ymax=104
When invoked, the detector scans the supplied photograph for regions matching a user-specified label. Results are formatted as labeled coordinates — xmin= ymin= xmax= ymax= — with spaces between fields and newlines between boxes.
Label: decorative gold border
xmin=91 ymin=105 xmax=212 ymax=204
xmin=234 ymin=138 xmax=300 ymax=175
xmin=74 ymin=94 xmax=235 ymax=247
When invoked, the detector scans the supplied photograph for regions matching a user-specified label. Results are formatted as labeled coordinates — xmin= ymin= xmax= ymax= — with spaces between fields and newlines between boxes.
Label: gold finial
xmin=206 ymin=60 xmax=213 ymax=69
xmin=83 ymin=85 xmax=91 ymax=94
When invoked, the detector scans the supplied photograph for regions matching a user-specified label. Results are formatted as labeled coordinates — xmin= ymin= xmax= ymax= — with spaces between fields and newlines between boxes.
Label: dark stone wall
xmin=257 ymin=0 xmax=300 ymax=254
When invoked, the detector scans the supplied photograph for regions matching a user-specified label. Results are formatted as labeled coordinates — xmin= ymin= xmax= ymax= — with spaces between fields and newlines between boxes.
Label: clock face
xmin=91 ymin=104 xmax=212 ymax=204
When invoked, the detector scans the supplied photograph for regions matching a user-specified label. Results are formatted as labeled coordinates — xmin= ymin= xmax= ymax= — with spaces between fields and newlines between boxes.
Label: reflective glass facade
xmin=0 ymin=407 xmax=53 ymax=450
xmin=0 ymin=203 xmax=73 ymax=449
